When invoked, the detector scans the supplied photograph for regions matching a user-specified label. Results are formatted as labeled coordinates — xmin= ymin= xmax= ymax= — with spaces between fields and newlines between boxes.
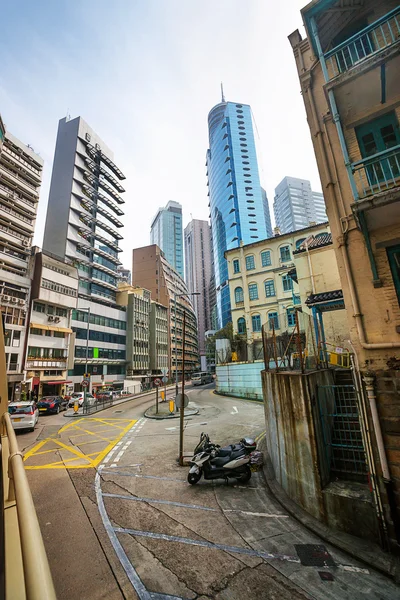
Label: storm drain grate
xmin=294 ymin=544 xmax=336 ymax=568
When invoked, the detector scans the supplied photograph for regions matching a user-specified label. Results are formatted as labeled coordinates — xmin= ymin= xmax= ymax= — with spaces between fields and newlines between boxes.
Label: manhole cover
xmin=294 ymin=544 xmax=335 ymax=568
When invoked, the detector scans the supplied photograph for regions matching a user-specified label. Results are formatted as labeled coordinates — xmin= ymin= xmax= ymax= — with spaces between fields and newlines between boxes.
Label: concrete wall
xmin=261 ymin=369 xmax=379 ymax=541
xmin=216 ymin=361 xmax=263 ymax=400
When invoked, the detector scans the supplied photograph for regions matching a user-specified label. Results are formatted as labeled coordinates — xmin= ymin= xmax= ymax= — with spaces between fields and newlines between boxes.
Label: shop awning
xmin=44 ymin=380 xmax=72 ymax=385
xmin=30 ymin=323 xmax=73 ymax=334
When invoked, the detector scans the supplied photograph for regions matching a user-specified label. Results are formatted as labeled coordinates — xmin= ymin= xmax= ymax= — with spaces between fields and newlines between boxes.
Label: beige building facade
xmin=291 ymin=0 xmax=400 ymax=547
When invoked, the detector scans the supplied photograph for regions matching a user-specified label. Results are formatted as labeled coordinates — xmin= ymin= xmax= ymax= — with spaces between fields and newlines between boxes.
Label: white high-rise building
xmin=0 ymin=124 xmax=44 ymax=400
xmin=273 ymin=176 xmax=327 ymax=234
xmin=43 ymin=116 xmax=127 ymax=392
xmin=184 ymin=219 xmax=212 ymax=370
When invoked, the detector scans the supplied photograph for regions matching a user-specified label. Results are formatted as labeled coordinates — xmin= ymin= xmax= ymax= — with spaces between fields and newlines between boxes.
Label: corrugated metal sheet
xmin=216 ymin=361 xmax=264 ymax=401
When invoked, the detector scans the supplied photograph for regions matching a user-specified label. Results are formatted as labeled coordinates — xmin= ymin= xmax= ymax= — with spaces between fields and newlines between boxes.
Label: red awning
xmin=45 ymin=380 xmax=73 ymax=385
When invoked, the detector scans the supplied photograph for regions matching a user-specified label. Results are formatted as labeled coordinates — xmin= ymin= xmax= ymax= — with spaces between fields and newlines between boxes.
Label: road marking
xmin=101 ymin=471 xmax=186 ymax=482
xmin=231 ymin=406 xmax=238 ymax=414
xmin=224 ymin=510 xmax=289 ymax=518
xmin=102 ymin=492 xmax=217 ymax=512
xmin=24 ymin=419 xmax=137 ymax=469
xmin=114 ymin=527 xmax=301 ymax=563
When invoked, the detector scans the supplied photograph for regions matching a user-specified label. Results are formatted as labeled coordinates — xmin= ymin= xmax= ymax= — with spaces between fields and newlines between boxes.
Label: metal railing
xmin=352 ymin=144 xmax=400 ymax=198
xmin=324 ymin=7 xmax=400 ymax=80
xmin=1 ymin=412 xmax=56 ymax=599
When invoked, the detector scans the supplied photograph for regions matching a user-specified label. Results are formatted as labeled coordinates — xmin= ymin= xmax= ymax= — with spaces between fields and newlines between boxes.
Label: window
xmin=33 ymin=302 xmax=45 ymax=313
xmin=248 ymin=283 xmax=258 ymax=300
xmin=282 ymin=274 xmax=293 ymax=292
xmin=264 ymin=280 xmax=275 ymax=297
xmin=245 ymin=255 xmax=255 ymax=270
xmin=235 ymin=287 xmax=244 ymax=304
xmin=30 ymin=327 xmax=42 ymax=335
xmin=233 ymin=259 xmax=240 ymax=274
xmin=287 ymin=309 xmax=296 ymax=327
xmin=295 ymin=238 xmax=306 ymax=249
xmin=387 ymin=245 xmax=400 ymax=304
xmin=56 ymin=307 xmax=68 ymax=317
xmin=252 ymin=315 xmax=261 ymax=332
xmin=54 ymin=331 xmax=65 ymax=338
xmin=280 ymin=246 xmax=291 ymax=262
xmin=237 ymin=317 xmax=246 ymax=334
xmin=12 ymin=331 xmax=20 ymax=347
xmin=47 ymin=305 xmax=54 ymax=315
xmin=268 ymin=312 xmax=279 ymax=330
xmin=261 ymin=251 xmax=271 ymax=267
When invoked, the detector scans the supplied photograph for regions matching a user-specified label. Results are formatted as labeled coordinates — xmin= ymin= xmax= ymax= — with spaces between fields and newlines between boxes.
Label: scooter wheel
xmin=188 ymin=470 xmax=202 ymax=485
xmin=236 ymin=466 xmax=252 ymax=483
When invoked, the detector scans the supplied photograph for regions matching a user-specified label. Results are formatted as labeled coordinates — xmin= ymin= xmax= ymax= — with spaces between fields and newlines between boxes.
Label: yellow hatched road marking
xmin=24 ymin=418 xmax=137 ymax=470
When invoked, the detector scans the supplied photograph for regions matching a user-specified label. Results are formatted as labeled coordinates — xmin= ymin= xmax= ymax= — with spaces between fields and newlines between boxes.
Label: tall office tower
xmin=0 ymin=125 xmax=44 ymax=400
xmin=117 ymin=265 xmax=131 ymax=285
xmin=261 ymin=187 xmax=273 ymax=238
xmin=273 ymin=176 xmax=328 ymax=234
xmin=206 ymin=99 xmax=269 ymax=328
xmin=43 ymin=116 xmax=127 ymax=392
xmin=150 ymin=201 xmax=184 ymax=279
xmin=184 ymin=219 xmax=212 ymax=371
xmin=132 ymin=244 xmax=199 ymax=382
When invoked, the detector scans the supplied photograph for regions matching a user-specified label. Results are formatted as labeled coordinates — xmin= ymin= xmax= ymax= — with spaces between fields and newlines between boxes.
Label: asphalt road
xmin=22 ymin=385 xmax=400 ymax=600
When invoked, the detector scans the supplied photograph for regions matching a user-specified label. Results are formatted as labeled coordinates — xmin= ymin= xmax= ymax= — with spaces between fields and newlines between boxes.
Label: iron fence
xmin=317 ymin=384 xmax=368 ymax=484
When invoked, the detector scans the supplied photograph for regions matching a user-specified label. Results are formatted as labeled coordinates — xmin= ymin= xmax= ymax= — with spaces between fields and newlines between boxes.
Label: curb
xmin=213 ymin=389 xmax=263 ymax=403
xmin=258 ymin=435 xmax=400 ymax=581
xmin=144 ymin=406 xmax=199 ymax=420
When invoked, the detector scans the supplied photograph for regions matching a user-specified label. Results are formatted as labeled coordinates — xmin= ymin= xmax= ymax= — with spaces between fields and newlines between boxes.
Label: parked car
xmin=68 ymin=392 xmax=95 ymax=408
xmin=37 ymin=396 xmax=68 ymax=414
xmin=8 ymin=401 xmax=39 ymax=432
xmin=191 ymin=372 xmax=214 ymax=386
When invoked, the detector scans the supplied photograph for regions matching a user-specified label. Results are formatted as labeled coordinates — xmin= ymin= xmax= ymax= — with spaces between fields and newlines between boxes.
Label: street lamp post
xmin=173 ymin=292 xmax=200 ymax=399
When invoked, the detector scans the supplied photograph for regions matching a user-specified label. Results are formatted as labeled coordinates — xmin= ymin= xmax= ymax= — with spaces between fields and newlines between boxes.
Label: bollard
xmin=73 ymin=400 xmax=79 ymax=413
xmin=169 ymin=400 xmax=174 ymax=414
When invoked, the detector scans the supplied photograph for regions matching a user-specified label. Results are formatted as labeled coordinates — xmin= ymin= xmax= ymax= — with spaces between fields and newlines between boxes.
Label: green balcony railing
xmin=352 ymin=144 xmax=400 ymax=199
xmin=324 ymin=7 xmax=400 ymax=80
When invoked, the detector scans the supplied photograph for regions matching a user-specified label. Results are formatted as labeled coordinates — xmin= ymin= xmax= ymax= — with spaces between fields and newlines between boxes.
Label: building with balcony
xmin=150 ymin=201 xmax=184 ymax=279
xmin=273 ymin=176 xmax=328 ymax=234
xmin=225 ymin=222 xmax=330 ymax=359
xmin=290 ymin=0 xmax=400 ymax=549
xmin=0 ymin=128 xmax=43 ymax=400
xmin=184 ymin=219 xmax=213 ymax=370
xmin=132 ymin=244 xmax=199 ymax=381
xmin=26 ymin=249 xmax=78 ymax=398
xmin=206 ymin=98 xmax=271 ymax=329
xmin=43 ymin=116 xmax=127 ymax=392
xmin=149 ymin=301 xmax=169 ymax=375
xmin=117 ymin=283 xmax=151 ymax=378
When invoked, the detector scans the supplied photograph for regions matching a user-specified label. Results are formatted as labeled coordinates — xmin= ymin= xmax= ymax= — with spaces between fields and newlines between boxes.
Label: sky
xmin=0 ymin=0 xmax=321 ymax=270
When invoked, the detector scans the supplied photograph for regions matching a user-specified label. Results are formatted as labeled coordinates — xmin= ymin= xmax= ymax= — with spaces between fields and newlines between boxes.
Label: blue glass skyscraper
xmin=150 ymin=201 xmax=184 ymax=279
xmin=207 ymin=100 xmax=269 ymax=328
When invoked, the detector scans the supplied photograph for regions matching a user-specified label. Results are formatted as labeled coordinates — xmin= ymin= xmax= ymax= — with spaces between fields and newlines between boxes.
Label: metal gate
xmin=317 ymin=384 xmax=368 ymax=484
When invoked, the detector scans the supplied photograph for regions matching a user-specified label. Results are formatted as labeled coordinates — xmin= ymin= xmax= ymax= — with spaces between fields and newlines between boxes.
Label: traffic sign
xmin=161 ymin=368 xmax=169 ymax=376
xmin=162 ymin=376 xmax=168 ymax=384
xmin=154 ymin=378 xmax=162 ymax=387
xmin=81 ymin=380 xmax=89 ymax=388
xmin=175 ymin=393 xmax=189 ymax=409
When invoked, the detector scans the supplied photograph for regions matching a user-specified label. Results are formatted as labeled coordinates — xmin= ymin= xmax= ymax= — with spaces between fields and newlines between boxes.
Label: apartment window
xmin=235 ymin=287 xmax=244 ymax=304
xmin=268 ymin=312 xmax=279 ymax=330
xmin=252 ymin=314 xmax=261 ymax=332
xmin=287 ymin=309 xmax=296 ymax=327
xmin=233 ymin=259 xmax=240 ymax=274
xmin=295 ymin=238 xmax=306 ymax=249
xmin=280 ymin=246 xmax=291 ymax=262
xmin=248 ymin=283 xmax=258 ymax=300
xmin=33 ymin=302 xmax=45 ymax=313
xmin=237 ymin=317 xmax=246 ymax=334
xmin=30 ymin=327 xmax=42 ymax=335
xmin=282 ymin=274 xmax=293 ymax=292
xmin=261 ymin=251 xmax=271 ymax=267
xmin=12 ymin=330 xmax=20 ymax=347
xmin=245 ymin=255 xmax=255 ymax=270
xmin=56 ymin=307 xmax=68 ymax=317
xmin=387 ymin=245 xmax=400 ymax=304
xmin=54 ymin=331 xmax=65 ymax=338
xmin=264 ymin=280 xmax=275 ymax=297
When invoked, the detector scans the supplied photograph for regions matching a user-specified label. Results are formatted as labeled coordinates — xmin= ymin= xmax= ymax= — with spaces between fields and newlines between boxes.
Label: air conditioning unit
xmin=22 ymin=240 xmax=29 ymax=247
xmin=2 ymin=295 xmax=10 ymax=302
xmin=18 ymin=299 xmax=25 ymax=306
xmin=54 ymin=317 xmax=61 ymax=323
xmin=48 ymin=315 xmax=55 ymax=321
xmin=11 ymin=297 xmax=17 ymax=303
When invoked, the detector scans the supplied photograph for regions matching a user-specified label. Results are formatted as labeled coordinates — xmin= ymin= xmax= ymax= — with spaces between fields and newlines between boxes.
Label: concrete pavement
xmin=22 ymin=384 xmax=400 ymax=599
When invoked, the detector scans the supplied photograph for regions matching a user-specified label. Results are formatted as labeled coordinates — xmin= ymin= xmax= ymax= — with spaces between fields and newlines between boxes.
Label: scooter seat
xmin=217 ymin=444 xmax=242 ymax=457
xmin=211 ymin=448 xmax=244 ymax=467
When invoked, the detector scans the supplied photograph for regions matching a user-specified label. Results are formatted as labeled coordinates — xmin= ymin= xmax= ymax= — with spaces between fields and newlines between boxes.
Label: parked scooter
xmin=187 ymin=432 xmax=257 ymax=485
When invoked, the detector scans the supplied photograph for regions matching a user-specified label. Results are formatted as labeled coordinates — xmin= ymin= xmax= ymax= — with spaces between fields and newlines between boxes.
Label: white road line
xmin=114 ymin=450 xmax=125 ymax=463
xmin=224 ymin=510 xmax=289 ymax=518
xmin=231 ymin=406 xmax=238 ymax=414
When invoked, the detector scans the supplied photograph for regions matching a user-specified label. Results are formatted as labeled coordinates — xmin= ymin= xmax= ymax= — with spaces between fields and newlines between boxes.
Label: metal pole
xmin=174 ymin=293 xmax=178 ymax=399
xmin=84 ymin=307 xmax=90 ymax=413
xmin=156 ymin=385 xmax=159 ymax=414
xmin=295 ymin=310 xmax=304 ymax=374
xmin=179 ymin=311 xmax=186 ymax=466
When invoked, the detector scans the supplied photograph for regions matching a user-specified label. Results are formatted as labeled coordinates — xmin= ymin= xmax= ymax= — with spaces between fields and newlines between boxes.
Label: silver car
xmin=8 ymin=401 xmax=39 ymax=432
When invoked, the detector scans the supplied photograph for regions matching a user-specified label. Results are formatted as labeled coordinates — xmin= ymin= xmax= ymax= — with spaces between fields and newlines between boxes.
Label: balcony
xmin=324 ymin=7 xmax=400 ymax=81
xmin=26 ymin=359 xmax=67 ymax=368
xmin=352 ymin=144 xmax=400 ymax=199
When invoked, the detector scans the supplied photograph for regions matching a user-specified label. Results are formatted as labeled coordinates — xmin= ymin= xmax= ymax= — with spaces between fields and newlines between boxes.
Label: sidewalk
xmin=64 ymin=384 xmax=178 ymax=418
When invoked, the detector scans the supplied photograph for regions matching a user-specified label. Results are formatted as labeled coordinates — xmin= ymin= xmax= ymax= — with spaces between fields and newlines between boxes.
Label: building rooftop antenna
xmin=221 ymin=82 xmax=226 ymax=103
